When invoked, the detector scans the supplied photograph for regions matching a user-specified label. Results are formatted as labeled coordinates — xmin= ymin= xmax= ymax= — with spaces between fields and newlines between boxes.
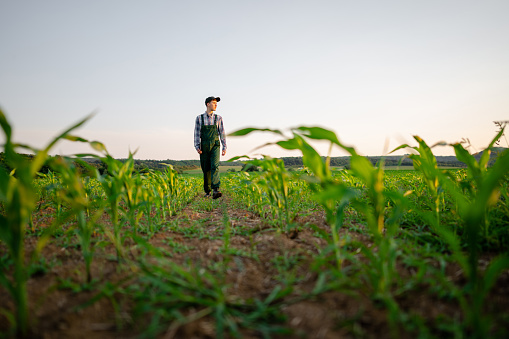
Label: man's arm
xmin=218 ymin=116 xmax=227 ymax=156
xmin=194 ymin=115 xmax=202 ymax=154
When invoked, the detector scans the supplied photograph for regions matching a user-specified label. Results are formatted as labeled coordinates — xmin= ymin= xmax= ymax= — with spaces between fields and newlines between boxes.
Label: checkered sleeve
xmin=194 ymin=115 xmax=201 ymax=150
xmin=218 ymin=115 xmax=227 ymax=151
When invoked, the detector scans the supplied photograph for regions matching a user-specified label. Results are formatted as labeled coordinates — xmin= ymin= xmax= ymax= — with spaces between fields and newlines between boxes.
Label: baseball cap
xmin=205 ymin=96 xmax=221 ymax=104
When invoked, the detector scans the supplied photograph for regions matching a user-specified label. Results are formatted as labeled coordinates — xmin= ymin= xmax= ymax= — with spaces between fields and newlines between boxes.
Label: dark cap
xmin=205 ymin=96 xmax=220 ymax=105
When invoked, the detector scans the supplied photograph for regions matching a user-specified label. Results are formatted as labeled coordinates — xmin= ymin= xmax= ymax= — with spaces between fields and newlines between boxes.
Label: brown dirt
xmin=1 ymin=194 xmax=509 ymax=338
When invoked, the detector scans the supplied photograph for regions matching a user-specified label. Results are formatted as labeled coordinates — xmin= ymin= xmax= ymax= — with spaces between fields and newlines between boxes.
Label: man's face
xmin=207 ymin=100 xmax=218 ymax=112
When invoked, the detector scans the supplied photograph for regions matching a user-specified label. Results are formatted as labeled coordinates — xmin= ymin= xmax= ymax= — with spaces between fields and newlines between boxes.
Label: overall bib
xmin=200 ymin=114 xmax=220 ymax=193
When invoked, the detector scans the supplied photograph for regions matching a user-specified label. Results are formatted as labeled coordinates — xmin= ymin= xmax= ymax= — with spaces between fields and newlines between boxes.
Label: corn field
xmin=1 ymin=109 xmax=509 ymax=338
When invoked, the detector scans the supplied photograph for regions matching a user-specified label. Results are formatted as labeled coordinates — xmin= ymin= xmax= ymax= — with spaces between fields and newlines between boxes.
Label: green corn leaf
xmin=313 ymin=182 xmax=354 ymax=206
xmin=63 ymin=134 xmax=89 ymax=143
xmin=483 ymin=256 xmax=509 ymax=294
xmin=0 ymin=109 xmax=12 ymax=140
xmin=295 ymin=126 xmax=341 ymax=143
xmin=29 ymin=150 xmax=49 ymax=178
xmin=90 ymin=141 xmax=107 ymax=153
xmin=228 ymin=127 xmax=283 ymax=137
xmin=414 ymin=136 xmax=438 ymax=165
xmin=0 ymin=165 xmax=10 ymax=200
xmin=350 ymin=155 xmax=374 ymax=185
xmin=10 ymin=143 xmax=36 ymax=154
xmin=452 ymin=143 xmax=480 ymax=177
xmin=275 ymin=138 xmax=301 ymax=151
xmin=430 ymin=141 xmax=448 ymax=148
xmin=477 ymin=149 xmax=509 ymax=208
xmin=295 ymin=126 xmax=358 ymax=156
xmin=0 ymin=214 xmax=11 ymax=248
xmin=389 ymin=143 xmax=415 ymax=154
xmin=480 ymin=128 xmax=504 ymax=169
xmin=227 ymin=155 xmax=251 ymax=162
xmin=249 ymin=141 xmax=280 ymax=153
xmin=264 ymin=285 xmax=292 ymax=304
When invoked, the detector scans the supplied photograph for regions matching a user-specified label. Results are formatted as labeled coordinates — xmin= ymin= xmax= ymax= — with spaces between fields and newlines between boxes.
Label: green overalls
xmin=200 ymin=114 xmax=221 ymax=193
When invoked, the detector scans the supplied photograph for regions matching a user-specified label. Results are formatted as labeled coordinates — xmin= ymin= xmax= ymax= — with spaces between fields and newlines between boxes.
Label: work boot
xmin=212 ymin=190 xmax=222 ymax=199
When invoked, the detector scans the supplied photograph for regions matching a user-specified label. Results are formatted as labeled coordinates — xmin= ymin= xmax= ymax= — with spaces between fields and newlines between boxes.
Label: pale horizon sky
xmin=1 ymin=0 xmax=508 ymax=160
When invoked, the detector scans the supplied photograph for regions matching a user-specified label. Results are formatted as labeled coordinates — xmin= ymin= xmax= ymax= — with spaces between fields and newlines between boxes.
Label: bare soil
xmin=1 ymin=194 xmax=509 ymax=338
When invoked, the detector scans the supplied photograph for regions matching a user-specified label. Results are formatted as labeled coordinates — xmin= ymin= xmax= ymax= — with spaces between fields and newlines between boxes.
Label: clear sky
xmin=1 ymin=0 xmax=508 ymax=160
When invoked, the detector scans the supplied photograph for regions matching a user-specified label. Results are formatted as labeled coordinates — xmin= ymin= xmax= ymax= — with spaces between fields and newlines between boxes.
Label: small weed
xmin=271 ymin=252 xmax=306 ymax=285
xmin=167 ymin=220 xmax=206 ymax=239
xmin=28 ymin=257 xmax=58 ymax=278
xmin=57 ymin=277 xmax=99 ymax=293
xmin=163 ymin=239 xmax=194 ymax=254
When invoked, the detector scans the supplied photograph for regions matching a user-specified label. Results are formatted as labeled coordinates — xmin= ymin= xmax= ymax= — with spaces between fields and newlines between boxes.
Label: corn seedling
xmin=39 ymin=170 xmax=64 ymax=221
xmin=48 ymin=156 xmax=102 ymax=283
xmin=230 ymin=156 xmax=295 ymax=231
xmin=93 ymin=152 xmax=130 ymax=261
xmin=442 ymin=136 xmax=509 ymax=338
xmin=0 ymin=109 xmax=93 ymax=336
xmin=394 ymin=129 xmax=509 ymax=337
xmin=391 ymin=136 xmax=446 ymax=227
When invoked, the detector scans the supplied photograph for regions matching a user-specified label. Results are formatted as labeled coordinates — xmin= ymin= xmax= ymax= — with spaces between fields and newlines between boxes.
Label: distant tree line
xmin=82 ymin=158 xmax=243 ymax=174
xmin=1 ymin=148 xmax=506 ymax=176
xmin=0 ymin=154 xmax=246 ymax=176
xmin=281 ymin=153 xmax=505 ymax=169
xmin=0 ymin=153 xmax=93 ymax=176
xmin=0 ymin=152 xmax=52 ymax=174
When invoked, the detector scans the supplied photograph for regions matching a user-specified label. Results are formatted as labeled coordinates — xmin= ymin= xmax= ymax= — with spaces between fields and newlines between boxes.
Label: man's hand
xmin=222 ymin=150 xmax=226 ymax=156
xmin=197 ymin=149 xmax=202 ymax=154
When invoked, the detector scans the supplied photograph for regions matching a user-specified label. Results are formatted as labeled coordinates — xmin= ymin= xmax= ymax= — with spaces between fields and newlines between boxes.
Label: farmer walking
xmin=194 ymin=96 xmax=227 ymax=199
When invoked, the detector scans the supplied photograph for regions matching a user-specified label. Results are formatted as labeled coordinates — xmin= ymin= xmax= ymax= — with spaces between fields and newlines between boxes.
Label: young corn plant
xmin=124 ymin=169 xmax=147 ymax=236
xmin=391 ymin=136 xmax=446 ymax=227
xmin=140 ymin=176 xmax=157 ymax=234
xmin=231 ymin=156 xmax=293 ymax=231
xmin=0 ymin=109 xmax=93 ymax=336
xmin=230 ymin=128 xmax=345 ymax=269
xmin=164 ymin=165 xmax=180 ymax=216
xmin=451 ymin=128 xmax=504 ymax=242
xmin=233 ymin=171 xmax=267 ymax=217
xmin=81 ymin=176 xmax=105 ymax=218
xmin=91 ymin=150 xmax=136 ymax=261
xmin=394 ymin=129 xmax=509 ymax=337
xmin=145 ymin=170 xmax=167 ymax=224
xmin=337 ymin=154 xmax=408 ymax=335
xmin=441 ymin=131 xmax=509 ymax=338
xmin=48 ymin=156 xmax=102 ymax=283
xmin=99 ymin=151 xmax=145 ymax=235
xmin=39 ymin=170 xmax=63 ymax=221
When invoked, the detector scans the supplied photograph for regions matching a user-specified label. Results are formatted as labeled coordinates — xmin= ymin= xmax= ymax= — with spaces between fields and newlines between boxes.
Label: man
xmin=194 ymin=96 xmax=227 ymax=199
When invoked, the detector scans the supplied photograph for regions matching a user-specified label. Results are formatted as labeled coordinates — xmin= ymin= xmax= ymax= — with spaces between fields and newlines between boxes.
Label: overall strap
xmin=201 ymin=114 xmax=204 ymax=126
xmin=213 ymin=114 xmax=217 ymax=126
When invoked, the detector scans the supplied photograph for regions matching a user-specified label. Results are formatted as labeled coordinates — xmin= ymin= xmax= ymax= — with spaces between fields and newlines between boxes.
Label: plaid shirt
xmin=194 ymin=112 xmax=227 ymax=151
